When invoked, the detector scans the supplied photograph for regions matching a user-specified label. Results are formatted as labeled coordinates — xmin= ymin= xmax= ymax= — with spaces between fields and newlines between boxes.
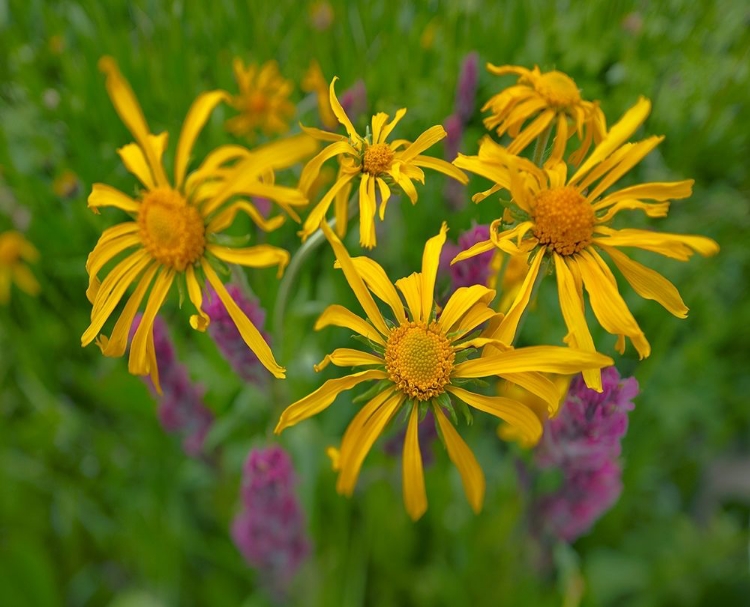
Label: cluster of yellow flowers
xmin=82 ymin=58 xmax=718 ymax=521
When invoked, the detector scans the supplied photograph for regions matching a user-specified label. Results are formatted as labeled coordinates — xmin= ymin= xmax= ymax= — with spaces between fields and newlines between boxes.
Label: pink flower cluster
xmin=204 ymin=284 xmax=269 ymax=384
xmin=439 ymin=224 xmax=495 ymax=294
xmin=232 ymin=446 xmax=310 ymax=598
xmin=133 ymin=314 xmax=213 ymax=457
xmin=444 ymin=52 xmax=479 ymax=209
xmin=535 ymin=367 xmax=638 ymax=542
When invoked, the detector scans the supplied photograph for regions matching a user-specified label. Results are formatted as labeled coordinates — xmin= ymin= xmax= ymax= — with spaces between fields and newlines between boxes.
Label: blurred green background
xmin=1 ymin=0 xmax=748 ymax=605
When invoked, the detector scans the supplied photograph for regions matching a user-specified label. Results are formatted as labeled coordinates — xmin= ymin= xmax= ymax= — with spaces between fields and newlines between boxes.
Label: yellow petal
xmin=433 ymin=405 xmax=485 ymax=514
xmin=336 ymin=389 xmax=402 ymax=496
xmin=600 ymin=244 xmax=688 ymax=318
xmin=314 ymin=304 xmax=386 ymax=346
xmin=321 ymin=222 xmax=390 ymax=335
xmin=412 ymin=155 xmax=469 ymax=184
xmin=376 ymin=177 xmax=391 ymax=221
xmin=592 ymin=227 xmax=719 ymax=261
xmin=450 ymin=238 xmax=496 ymax=265
xmin=498 ymin=372 xmax=561 ymax=415
xmin=117 ymin=141 xmax=156 ymax=190
xmin=328 ymin=77 xmax=358 ymax=140
xmin=88 ymin=184 xmax=140 ymax=214
xmin=420 ymin=222 xmax=448 ymax=321
xmin=399 ymin=125 xmax=446 ymax=162
xmin=299 ymin=123 xmax=348 ymax=142
xmin=174 ymin=90 xmax=230 ymax=188
xmin=506 ymin=109 xmax=555 ymax=155
xmin=454 ymin=345 xmax=612 ymax=377
xmin=490 ymin=249 xmax=544 ymax=345
xmin=275 ymin=369 xmax=388 ymax=433
xmin=128 ymin=267 xmax=175 ymax=375
xmin=555 ymin=254 xmax=601 ymax=391
xmin=202 ymin=258 xmax=285 ymax=377
xmin=332 ymin=256 xmax=406 ymax=325
xmin=300 ymin=173 xmax=356 ymax=240
xmin=593 ymin=180 xmax=694 ymax=210
xmin=595 ymin=199 xmax=670 ymax=222
xmin=395 ymin=272 xmax=423 ymax=323
xmin=206 ymin=200 xmax=286 ymax=234
xmin=447 ymin=385 xmax=542 ymax=446
xmin=379 ymin=108 xmax=407 ymax=142
xmin=314 ymin=348 xmax=384 ymax=372
xmin=207 ymin=244 xmax=289 ymax=278
xmin=546 ymin=113 xmax=569 ymax=166
xmin=403 ymin=403 xmax=428 ymax=521
xmin=455 ymin=303 xmax=501 ymax=336
xmin=299 ymin=140 xmax=356 ymax=194
xmin=185 ymin=265 xmax=209 ymax=331
xmin=586 ymin=137 xmax=663 ymax=201
xmin=440 ymin=284 xmax=496 ymax=334
xmin=358 ymin=175 xmax=377 ymax=249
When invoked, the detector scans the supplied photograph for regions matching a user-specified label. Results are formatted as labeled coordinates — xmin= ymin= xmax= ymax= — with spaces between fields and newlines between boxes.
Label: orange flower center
xmin=362 ymin=143 xmax=394 ymax=176
xmin=532 ymin=186 xmax=594 ymax=256
xmin=138 ymin=188 xmax=205 ymax=271
xmin=534 ymin=71 xmax=581 ymax=108
xmin=385 ymin=321 xmax=454 ymax=401
xmin=0 ymin=236 xmax=21 ymax=265
xmin=248 ymin=91 xmax=269 ymax=113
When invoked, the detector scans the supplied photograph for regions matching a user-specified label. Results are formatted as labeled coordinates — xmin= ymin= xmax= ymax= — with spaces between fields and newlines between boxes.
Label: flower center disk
xmin=385 ymin=321 xmax=455 ymax=401
xmin=532 ymin=186 xmax=595 ymax=256
xmin=138 ymin=187 xmax=205 ymax=271
xmin=362 ymin=143 xmax=394 ymax=176
xmin=534 ymin=71 xmax=581 ymax=108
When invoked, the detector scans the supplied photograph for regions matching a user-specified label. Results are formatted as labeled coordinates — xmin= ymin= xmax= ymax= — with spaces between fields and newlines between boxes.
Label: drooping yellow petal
xmin=88 ymin=184 xmax=140 ymax=214
xmin=85 ymin=232 xmax=141 ymax=281
xmin=202 ymin=258 xmax=285 ymax=377
xmin=490 ymin=249 xmax=544 ymax=345
xmin=336 ymin=389 xmax=402 ymax=496
xmin=128 ymin=267 xmax=175 ymax=376
xmin=300 ymin=173 xmax=356 ymax=240
xmin=420 ymin=222 xmax=448 ymax=321
xmin=439 ymin=284 xmax=496 ymax=335
xmin=376 ymin=177 xmax=391 ymax=221
xmin=395 ymin=272 xmax=423 ymax=323
xmin=314 ymin=304 xmax=386 ymax=346
xmin=335 ymin=257 xmax=407 ymax=325
xmin=403 ymin=403 xmax=428 ymax=521
xmin=555 ymin=254 xmax=601 ymax=391
xmin=207 ymin=244 xmax=289 ymax=278
xmin=453 ymin=345 xmax=612 ymax=378
xmin=358 ymin=174 xmax=377 ymax=249
xmin=275 ymin=369 xmax=388 ymax=432
xmin=447 ymin=385 xmax=543 ymax=446
xmin=174 ymin=90 xmax=230 ymax=188
xmin=600 ymin=244 xmax=688 ymax=318
xmin=433 ymin=405 xmax=484 ymax=514
xmin=321 ymin=221 xmax=390 ymax=335
xmin=328 ymin=77 xmax=358 ymax=140
xmin=183 ymin=265 xmax=209 ymax=331
xmin=314 ymin=348 xmax=384 ymax=372
xmin=573 ymin=250 xmax=650 ymax=358
xmin=592 ymin=227 xmax=719 ymax=261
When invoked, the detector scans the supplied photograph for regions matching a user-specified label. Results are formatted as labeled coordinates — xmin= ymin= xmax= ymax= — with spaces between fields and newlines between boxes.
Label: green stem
xmin=532 ymin=123 xmax=554 ymax=167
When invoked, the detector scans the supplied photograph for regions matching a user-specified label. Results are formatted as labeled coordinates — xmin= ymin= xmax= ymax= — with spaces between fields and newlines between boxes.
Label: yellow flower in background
xmin=302 ymin=60 xmax=338 ymax=129
xmin=83 ymin=57 xmax=315 ymax=388
xmin=298 ymin=78 xmax=468 ymax=248
xmin=275 ymin=222 xmax=612 ymax=520
xmin=454 ymin=98 xmax=719 ymax=390
xmin=0 ymin=231 xmax=40 ymax=304
xmin=226 ymin=59 xmax=296 ymax=138
xmin=483 ymin=64 xmax=607 ymax=163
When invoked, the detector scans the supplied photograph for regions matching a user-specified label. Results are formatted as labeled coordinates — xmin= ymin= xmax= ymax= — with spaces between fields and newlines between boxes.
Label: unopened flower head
xmin=232 ymin=445 xmax=310 ymax=597
xmin=205 ymin=283 xmax=270 ymax=384
xmin=275 ymin=222 xmax=612 ymax=520
xmin=226 ymin=59 xmax=296 ymax=138
xmin=0 ymin=230 xmax=40 ymax=304
xmin=453 ymin=99 xmax=719 ymax=390
xmin=82 ymin=57 xmax=316 ymax=388
xmin=297 ymin=78 xmax=469 ymax=248
xmin=483 ymin=64 xmax=607 ymax=162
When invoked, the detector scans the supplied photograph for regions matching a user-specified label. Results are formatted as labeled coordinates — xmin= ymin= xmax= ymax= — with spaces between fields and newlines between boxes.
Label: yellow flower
xmin=0 ymin=231 xmax=40 ymax=304
xmin=454 ymin=98 xmax=719 ymax=390
xmin=483 ymin=64 xmax=607 ymax=163
xmin=83 ymin=57 xmax=314 ymax=388
xmin=298 ymin=78 xmax=468 ymax=248
xmin=226 ymin=59 xmax=296 ymax=138
xmin=301 ymin=60 xmax=338 ymax=130
xmin=275 ymin=222 xmax=612 ymax=520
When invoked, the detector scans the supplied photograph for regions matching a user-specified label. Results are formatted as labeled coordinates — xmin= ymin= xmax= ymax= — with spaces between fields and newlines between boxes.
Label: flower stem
xmin=532 ymin=123 xmax=554 ymax=167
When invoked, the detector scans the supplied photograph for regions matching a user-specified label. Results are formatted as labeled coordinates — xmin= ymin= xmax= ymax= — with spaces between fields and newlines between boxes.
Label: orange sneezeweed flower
xmin=0 ymin=231 xmax=40 ymax=304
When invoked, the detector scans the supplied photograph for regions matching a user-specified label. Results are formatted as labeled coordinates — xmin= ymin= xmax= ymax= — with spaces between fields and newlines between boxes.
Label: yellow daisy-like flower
xmin=297 ymin=78 xmax=468 ymax=248
xmin=483 ymin=64 xmax=607 ymax=163
xmin=0 ymin=231 xmax=40 ymax=304
xmin=454 ymin=98 xmax=719 ymax=390
xmin=226 ymin=59 xmax=296 ymax=138
xmin=301 ymin=60 xmax=338 ymax=130
xmin=83 ymin=57 xmax=314 ymax=388
xmin=275 ymin=222 xmax=612 ymax=520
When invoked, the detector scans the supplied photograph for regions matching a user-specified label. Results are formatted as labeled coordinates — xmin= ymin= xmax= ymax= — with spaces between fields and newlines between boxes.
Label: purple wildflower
xmin=454 ymin=52 xmax=479 ymax=123
xmin=204 ymin=284 xmax=269 ymax=384
xmin=443 ymin=113 xmax=463 ymax=162
xmin=232 ymin=446 xmax=310 ymax=599
xmin=534 ymin=367 xmax=638 ymax=542
xmin=340 ymin=79 xmax=368 ymax=121
xmin=132 ymin=314 xmax=213 ymax=457
xmin=439 ymin=224 xmax=495 ymax=293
